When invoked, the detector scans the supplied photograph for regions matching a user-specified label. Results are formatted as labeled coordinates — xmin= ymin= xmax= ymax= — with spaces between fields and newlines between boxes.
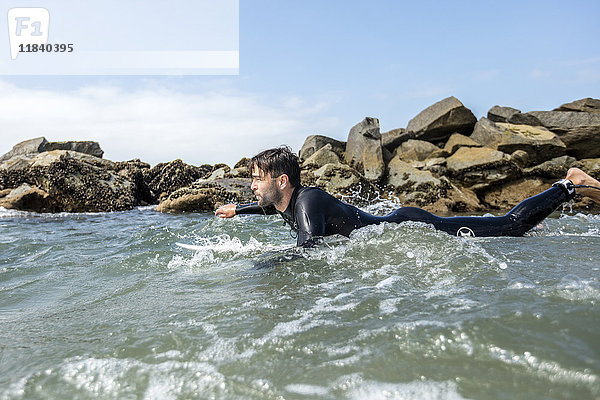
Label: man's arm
xmin=215 ymin=202 xmax=277 ymax=218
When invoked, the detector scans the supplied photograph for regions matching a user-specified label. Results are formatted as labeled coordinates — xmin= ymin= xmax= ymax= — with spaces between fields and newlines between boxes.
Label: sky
xmin=1 ymin=0 xmax=599 ymax=166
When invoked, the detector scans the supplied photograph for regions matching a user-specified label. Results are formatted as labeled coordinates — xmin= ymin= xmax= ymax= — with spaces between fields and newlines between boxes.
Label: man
xmin=215 ymin=146 xmax=600 ymax=247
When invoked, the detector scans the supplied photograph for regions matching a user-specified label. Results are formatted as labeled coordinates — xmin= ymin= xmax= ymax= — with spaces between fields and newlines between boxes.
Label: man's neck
xmin=274 ymin=186 xmax=295 ymax=212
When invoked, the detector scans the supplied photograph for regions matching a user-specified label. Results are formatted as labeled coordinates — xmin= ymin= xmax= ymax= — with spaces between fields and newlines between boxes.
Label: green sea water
xmin=0 ymin=202 xmax=599 ymax=399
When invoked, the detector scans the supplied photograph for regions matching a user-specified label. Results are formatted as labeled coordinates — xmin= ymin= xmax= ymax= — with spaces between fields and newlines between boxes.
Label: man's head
xmin=248 ymin=146 xmax=301 ymax=207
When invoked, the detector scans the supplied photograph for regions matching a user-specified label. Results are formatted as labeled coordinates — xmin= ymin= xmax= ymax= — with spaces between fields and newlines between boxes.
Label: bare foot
xmin=565 ymin=168 xmax=600 ymax=203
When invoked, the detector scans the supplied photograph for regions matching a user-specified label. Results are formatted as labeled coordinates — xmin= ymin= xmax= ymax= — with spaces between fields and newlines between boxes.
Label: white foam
xmin=346 ymin=379 xmax=469 ymax=400
xmin=169 ymin=234 xmax=295 ymax=271
xmin=256 ymin=296 xmax=359 ymax=344
xmin=507 ymin=278 xmax=536 ymax=290
xmin=285 ymin=383 xmax=330 ymax=396
xmin=58 ymin=356 xmax=227 ymax=399
xmin=487 ymin=346 xmax=598 ymax=386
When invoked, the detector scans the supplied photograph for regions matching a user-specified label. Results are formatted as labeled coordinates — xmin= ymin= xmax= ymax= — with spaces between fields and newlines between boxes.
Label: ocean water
xmin=0 ymin=202 xmax=599 ymax=400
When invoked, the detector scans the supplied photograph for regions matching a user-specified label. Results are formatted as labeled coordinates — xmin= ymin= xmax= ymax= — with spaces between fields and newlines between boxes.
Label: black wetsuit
xmin=236 ymin=185 xmax=573 ymax=247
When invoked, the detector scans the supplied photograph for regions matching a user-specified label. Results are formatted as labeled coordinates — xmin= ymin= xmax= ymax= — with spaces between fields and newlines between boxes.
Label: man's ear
xmin=279 ymin=174 xmax=290 ymax=189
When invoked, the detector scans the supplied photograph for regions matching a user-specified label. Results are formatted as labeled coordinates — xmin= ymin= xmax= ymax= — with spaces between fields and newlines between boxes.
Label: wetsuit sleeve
xmin=235 ymin=203 xmax=278 ymax=215
xmin=294 ymin=198 xmax=326 ymax=247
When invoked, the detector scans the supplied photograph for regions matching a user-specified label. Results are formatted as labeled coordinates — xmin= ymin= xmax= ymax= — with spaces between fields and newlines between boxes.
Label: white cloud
xmin=403 ymin=82 xmax=455 ymax=99
xmin=530 ymin=69 xmax=551 ymax=80
xmin=0 ymin=81 xmax=342 ymax=166
xmin=472 ymin=69 xmax=500 ymax=82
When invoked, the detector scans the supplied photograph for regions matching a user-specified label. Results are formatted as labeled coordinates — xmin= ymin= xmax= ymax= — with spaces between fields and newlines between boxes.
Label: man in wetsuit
xmin=215 ymin=146 xmax=600 ymax=247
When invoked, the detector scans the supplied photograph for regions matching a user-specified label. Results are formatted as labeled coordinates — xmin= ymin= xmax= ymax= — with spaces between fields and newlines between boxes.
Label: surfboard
xmin=175 ymin=242 xmax=205 ymax=251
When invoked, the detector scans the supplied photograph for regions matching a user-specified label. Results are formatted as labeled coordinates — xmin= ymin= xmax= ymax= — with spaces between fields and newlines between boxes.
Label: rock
xmin=0 ymin=183 xmax=60 ymax=213
xmin=510 ymin=150 xmax=530 ymax=169
xmin=579 ymin=158 xmax=600 ymax=177
xmin=385 ymin=157 xmax=450 ymax=204
xmin=301 ymin=144 xmax=341 ymax=169
xmin=397 ymin=140 xmax=440 ymax=161
xmin=311 ymin=163 xmax=379 ymax=202
xmin=1 ymin=147 xmax=114 ymax=171
xmin=234 ymin=157 xmax=250 ymax=169
xmin=487 ymin=106 xmax=541 ymax=125
xmin=446 ymin=147 xmax=520 ymax=190
xmin=43 ymin=141 xmax=104 ymax=158
xmin=427 ymin=149 xmax=451 ymax=159
xmin=299 ymin=135 xmax=345 ymax=161
xmin=443 ymin=133 xmax=482 ymax=155
xmin=0 ymin=137 xmax=105 ymax=166
xmin=156 ymin=178 xmax=254 ymax=213
xmin=143 ymin=160 xmax=211 ymax=200
xmin=524 ymin=111 xmax=600 ymax=159
xmin=523 ymin=156 xmax=579 ymax=179
xmin=406 ymin=97 xmax=477 ymax=142
xmin=470 ymin=118 xmax=566 ymax=165
xmin=487 ymin=105 xmax=521 ymax=123
xmin=508 ymin=112 xmax=543 ymax=126
xmin=482 ymin=178 xmax=550 ymax=210
xmin=420 ymin=157 xmax=449 ymax=177
xmin=420 ymin=185 xmax=483 ymax=214
xmin=0 ymin=150 xmax=139 ymax=212
xmin=396 ymin=148 xmax=420 ymax=162
xmin=382 ymin=146 xmax=394 ymax=165
xmin=0 ymin=137 xmax=48 ymax=163
xmin=115 ymin=159 xmax=155 ymax=205
xmin=206 ymin=166 xmax=231 ymax=181
xmin=230 ymin=166 xmax=249 ymax=178
xmin=381 ymin=128 xmax=415 ymax=152
xmin=554 ymin=98 xmax=600 ymax=113
xmin=344 ymin=117 xmax=385 ymax=182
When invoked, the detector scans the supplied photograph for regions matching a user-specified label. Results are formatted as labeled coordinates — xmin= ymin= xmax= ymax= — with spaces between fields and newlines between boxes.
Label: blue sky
xmin=1 ymin=0 xmax=599 ymax=166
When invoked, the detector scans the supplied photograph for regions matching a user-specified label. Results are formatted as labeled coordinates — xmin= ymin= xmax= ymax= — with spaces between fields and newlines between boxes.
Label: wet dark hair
xmin=249 ymin=146 xmax=301 ymax=188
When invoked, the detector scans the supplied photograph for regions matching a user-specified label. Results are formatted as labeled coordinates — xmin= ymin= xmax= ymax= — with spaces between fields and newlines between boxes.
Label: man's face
xmin=251 ymin=166 xmax=283 ymax=207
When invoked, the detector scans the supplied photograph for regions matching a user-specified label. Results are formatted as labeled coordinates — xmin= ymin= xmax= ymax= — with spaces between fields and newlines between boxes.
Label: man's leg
xmin=389 ymin=181 xmax=574 ymax=237
xmin=565 ymin=168 xmax=600 ymax=203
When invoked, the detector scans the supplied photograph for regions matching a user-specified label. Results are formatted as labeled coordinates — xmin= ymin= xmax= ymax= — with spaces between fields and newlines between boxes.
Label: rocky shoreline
xmin=2 ymin=97 xmax=599 ymax=214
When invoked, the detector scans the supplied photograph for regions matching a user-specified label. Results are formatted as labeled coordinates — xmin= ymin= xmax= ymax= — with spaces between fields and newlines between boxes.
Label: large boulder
xmin=385 ymin=157 xmax=481 ymax=212
xmin=553 ymin=98 xmax=600 ymax=113
xmin=396 ymin=140 xmax=440 ymax=161
xmin=344 ymin=117 xmax=385 ymax=182
xmin=381 ymin=128 xmax=415 ymax=153
xmin=43 ymin=141 xmax=104 ymax=158
xmin=579 ymin=158 xmax=600 ymax=177
xmin=487 ymin=105 xmax=520 ymax=123
xmin=487 ymin=105 xmax=541 ymax=125
xmin=470 ymin=118 xmax=566 ymax=165
xmin=0 ymin=137 xmax=105 ymax=164
xmin=114 ymin=159 xmax=156 ymax=205
xmin=406 ymin=96 xmax=477 ymax=142
xmin=311 ymin=163 xmax=379 ymax=202
xmin=443 ymin=133 xmax=482 ymax=155
xmin=156 ymin=178 xmax=254 ymax=213
xmin=301 ymin=144 xmax=341 ymax=169
xmin=523 ymin=156 xmax=579 ymax=179
xmin=0 ymin=150 xmax=138 ymax=212
xmin=385 ymin=157 xmax=449 ymax=203
xmin=482 ymin=178 xmax=551 ymax=210
xmin=299 ymin=135 xmax=345 ymax=161
xmin=0 ymin=137 xmax=48 ymax=163
xmin=0 ymin=183 xmax=60 ymax=213
xmin=446 ymin=147 xmax=520 ymax=190
xmin=143 ymin=160 xmax=211 ymax=201
xmin=523 ymin=111 xmax=600 ymax=159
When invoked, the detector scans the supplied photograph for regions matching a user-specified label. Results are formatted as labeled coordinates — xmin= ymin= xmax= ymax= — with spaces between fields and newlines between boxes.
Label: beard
xmin=257 ymin=180 xmax=283 ymax=207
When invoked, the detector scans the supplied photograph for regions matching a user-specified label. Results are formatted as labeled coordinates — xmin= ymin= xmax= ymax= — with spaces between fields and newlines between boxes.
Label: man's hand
xmin=215 ymin=203 xmax=236 ymax=218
